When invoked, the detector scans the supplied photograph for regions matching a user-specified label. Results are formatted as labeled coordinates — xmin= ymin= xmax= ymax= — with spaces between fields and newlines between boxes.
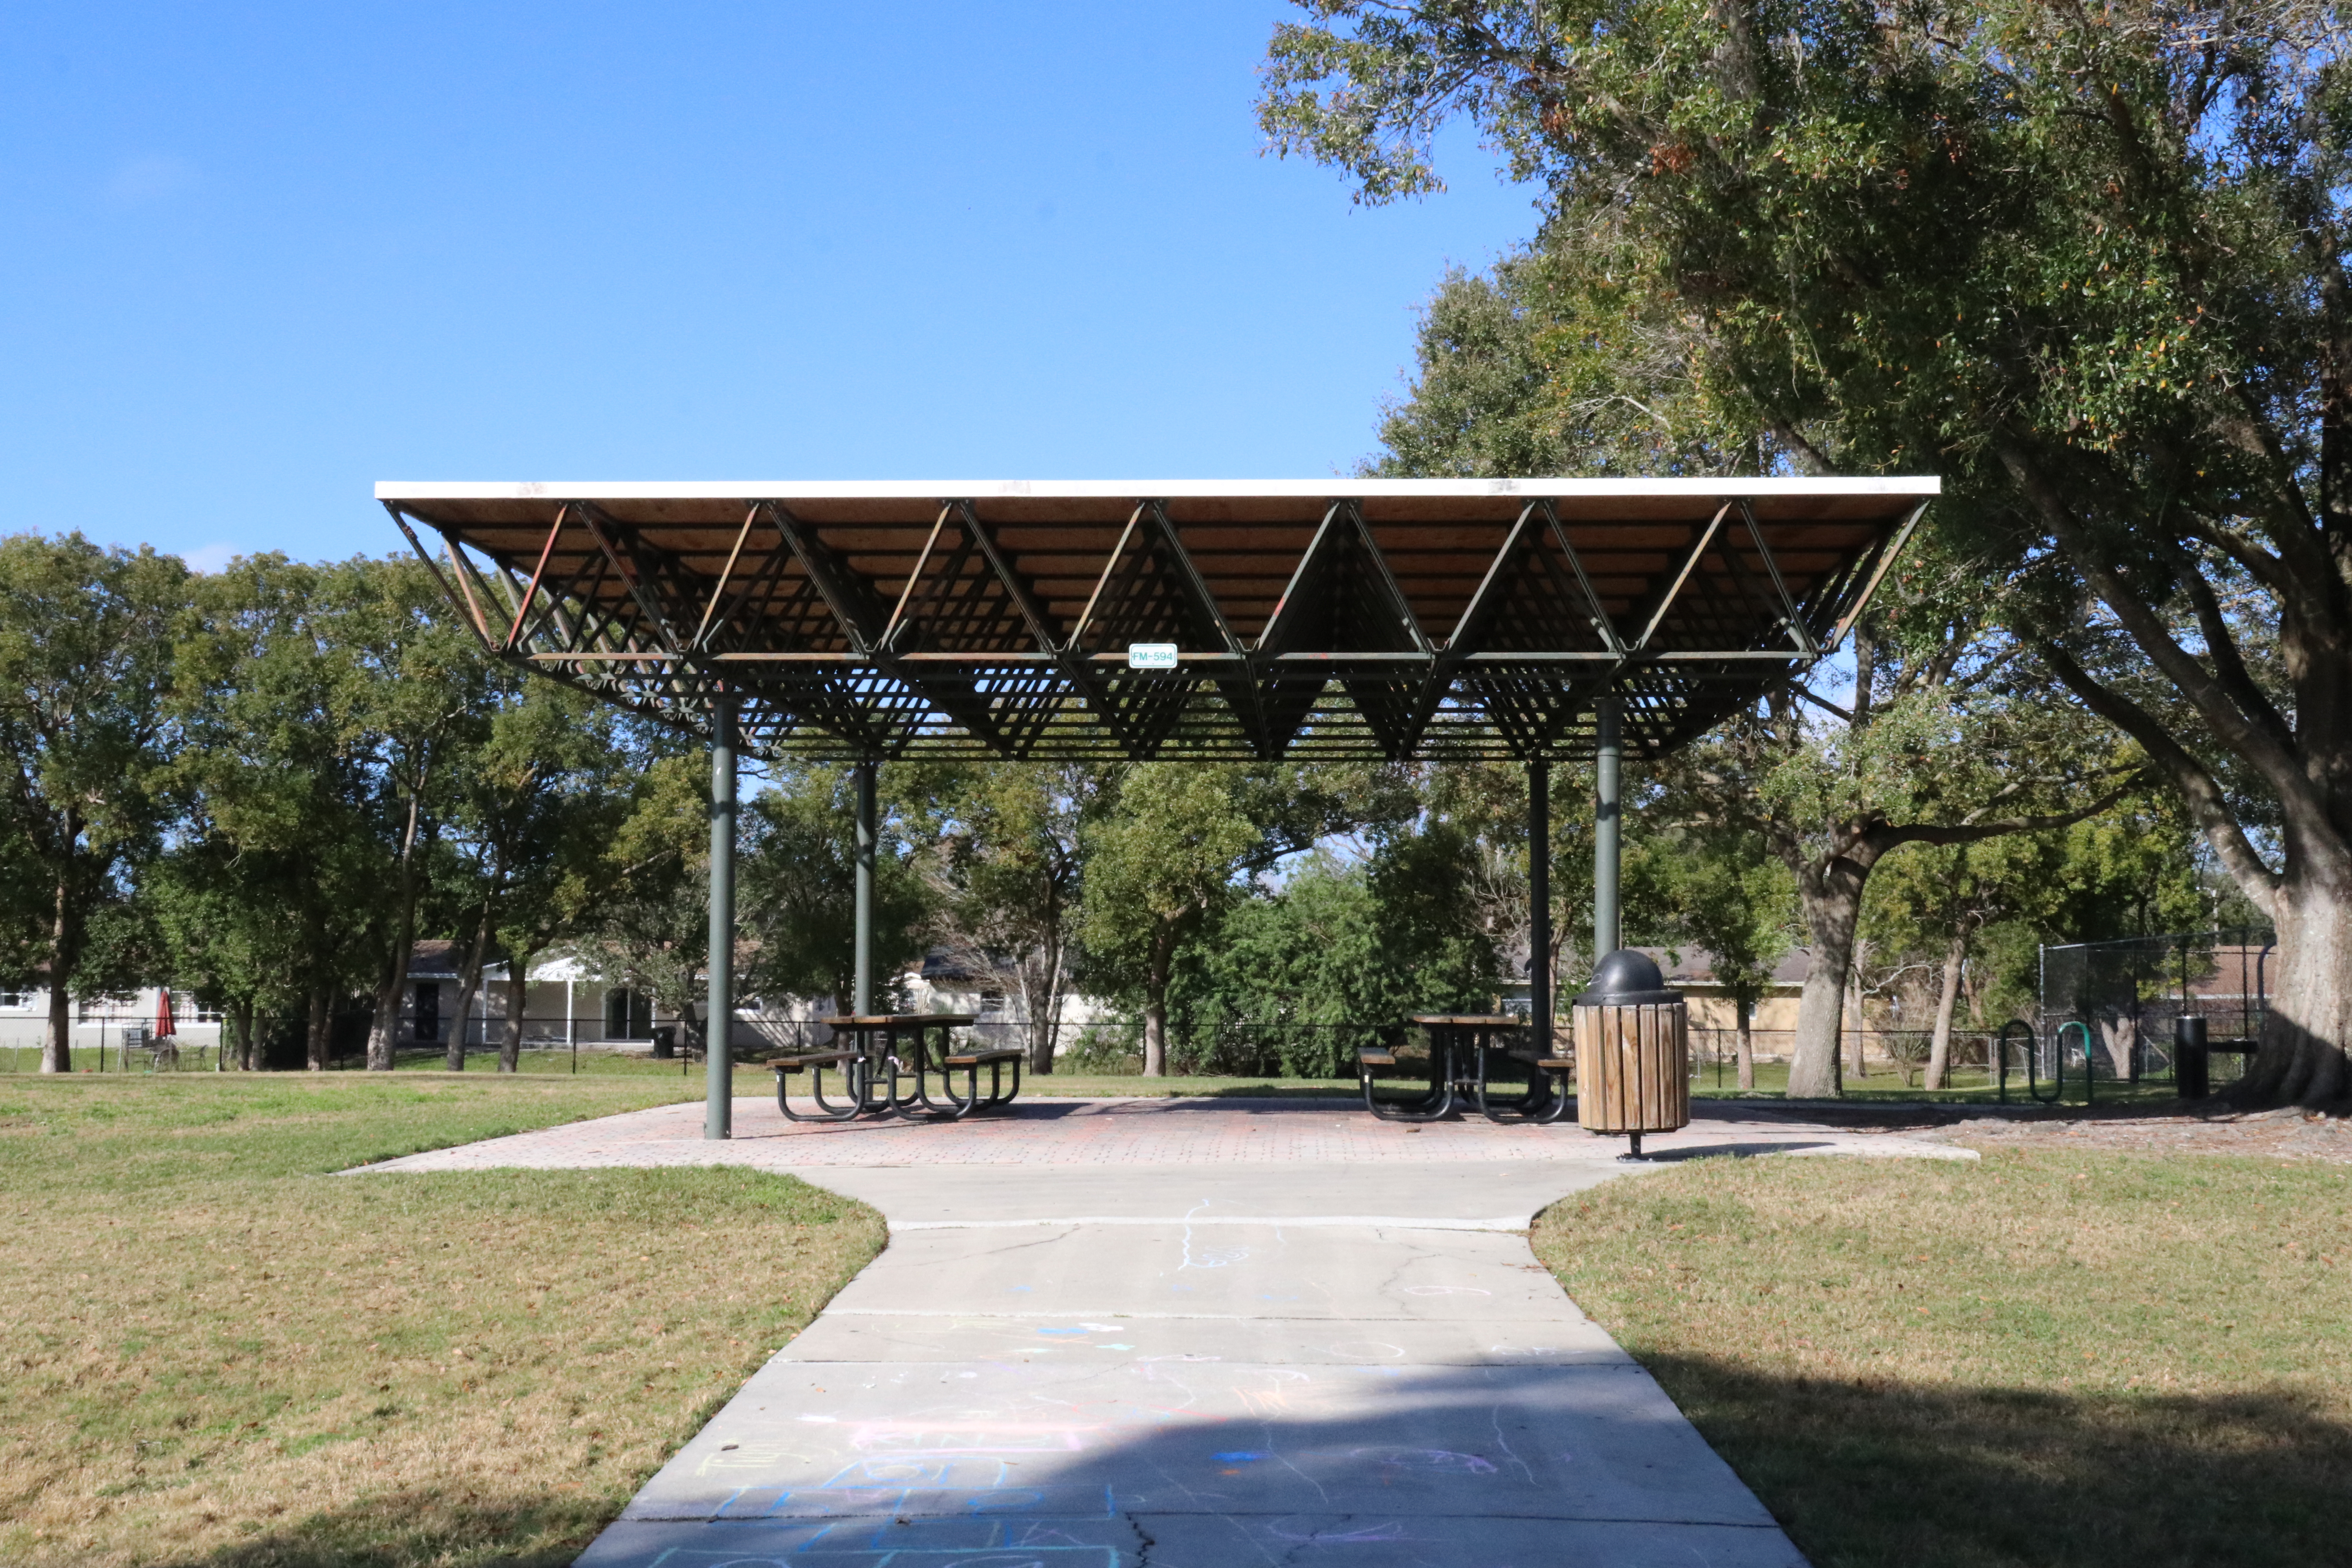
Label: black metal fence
xmin=1685 ymin=1028 xmax=2002 ymax=1088
xmin=0 ymin=1013 xmax=784 ymax=1073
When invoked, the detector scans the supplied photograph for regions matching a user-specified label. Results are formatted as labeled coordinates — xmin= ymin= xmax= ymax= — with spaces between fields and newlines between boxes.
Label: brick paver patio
xmin=360 ymin=1093 xmax=1973 ymax=1173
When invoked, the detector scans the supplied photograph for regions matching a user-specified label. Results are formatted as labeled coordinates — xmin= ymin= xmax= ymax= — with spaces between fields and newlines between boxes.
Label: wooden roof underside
xmin=379 ymin=483 xmax=1931 ymax=762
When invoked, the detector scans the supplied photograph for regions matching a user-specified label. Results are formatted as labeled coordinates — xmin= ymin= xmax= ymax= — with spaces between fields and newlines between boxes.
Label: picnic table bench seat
xmin=769 ymin=1049 xmax=861 ymax=1073
xmin=944 ymin=1047 xmax=1025 ymax=1069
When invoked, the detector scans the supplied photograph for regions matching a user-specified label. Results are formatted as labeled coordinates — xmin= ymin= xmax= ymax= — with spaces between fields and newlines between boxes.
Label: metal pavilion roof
xmin=378 ymin=477 xmax=1935 ymax=762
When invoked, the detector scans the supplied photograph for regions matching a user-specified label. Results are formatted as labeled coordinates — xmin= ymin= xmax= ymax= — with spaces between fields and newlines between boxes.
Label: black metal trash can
xmin=2175 ymin=1015 xmax=2209 ymax=1099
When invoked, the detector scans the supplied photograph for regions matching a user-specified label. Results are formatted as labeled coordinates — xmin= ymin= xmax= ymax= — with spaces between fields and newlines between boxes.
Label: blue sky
xmin=0 ymin=3 xmax=1542 ymax=569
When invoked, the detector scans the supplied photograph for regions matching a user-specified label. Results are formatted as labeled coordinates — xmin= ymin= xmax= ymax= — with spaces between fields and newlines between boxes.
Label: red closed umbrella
xmin=154 ymin=989 xmax=176 ymax=1039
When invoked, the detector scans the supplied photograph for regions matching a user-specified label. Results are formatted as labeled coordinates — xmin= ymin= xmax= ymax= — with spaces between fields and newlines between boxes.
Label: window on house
xmin=604 ymin=987 xmax=653 ymax=1040
xmin=0 ymin=991 xmax=27 ymax=1010
xmin=978 ymin=989 xmax=1007 ymax=1014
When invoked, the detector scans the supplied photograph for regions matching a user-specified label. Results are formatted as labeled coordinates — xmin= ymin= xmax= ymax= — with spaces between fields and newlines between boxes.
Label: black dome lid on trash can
xmin=1573 ymin=949 xmax=1682 ymax=1006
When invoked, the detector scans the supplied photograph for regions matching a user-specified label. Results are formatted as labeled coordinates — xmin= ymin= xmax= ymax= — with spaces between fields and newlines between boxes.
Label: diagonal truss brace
xmin=1539 ymin=499 xmax=1627 ymax=659
xmin=1737 ymin=499 xmax=1818 ymax=657
xmin=1635 ymin=501 xmax=1734 ymax=652
xmin=1067 ymin=499 xmax=1269 ymax=753
xmin=1824 ymin=499 xmax=1929 ymax=653
xmin=689 ymin=505 xmax=761 ymax=652
xmin=575 ymin=501 xmax=686 ymax=658
xmin=503 ymin=504 xmax=571 ymax=652
xmin=385 ymin=505 xmax=495 ymax=651
xmin=384 ymin=503 xmax=713 ymax=739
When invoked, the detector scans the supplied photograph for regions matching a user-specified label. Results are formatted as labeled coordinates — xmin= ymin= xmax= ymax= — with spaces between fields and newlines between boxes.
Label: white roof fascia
xmin=378 ymin=476 xmax=1940 ymax=503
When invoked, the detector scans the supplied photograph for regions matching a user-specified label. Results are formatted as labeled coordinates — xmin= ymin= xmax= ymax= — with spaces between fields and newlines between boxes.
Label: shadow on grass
xmin=1645 ymin=1351 xmax=2352 ymax=1568
xmin=158 ymin=1484 xmax=618 ymax=1568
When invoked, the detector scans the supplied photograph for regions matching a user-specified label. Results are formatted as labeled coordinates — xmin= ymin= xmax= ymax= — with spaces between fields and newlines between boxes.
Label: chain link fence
xmin=2034 ymin=926 xmax=2274 ymax=1093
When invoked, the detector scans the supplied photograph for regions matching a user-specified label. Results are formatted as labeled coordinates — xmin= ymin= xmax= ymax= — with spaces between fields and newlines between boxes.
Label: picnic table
xmin=1356 ymin=1014 xmax=1572 ymax=1124
xmin=770 ymin=1014 xmax=1023 ymax=1122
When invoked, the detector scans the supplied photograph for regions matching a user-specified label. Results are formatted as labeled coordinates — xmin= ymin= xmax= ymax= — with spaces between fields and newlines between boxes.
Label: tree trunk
xmin=1140 ymin=927 xmax=1173 ymax=1078
xmin=1025 ymin=933 xmax=1062 ymax=1075
xmin=228 ymin=998 xmax=254 ymax=1072
xmin=1141 ymin=999 xmax=1167 ymax=1078
xmin=1735 ymin=996 xmax=1755 ymax=1092
xmin=2096 ymin=1017 xmax=2137 ymax=1082
xmin=1924 ymin=929 xmax=1968 ymax=1091
xmin=366 ymin=793 xmax=425 ymax=1071
xmin=1786 ymin=871 xmax=1865 ymax=1098
xmin=306 ymin=987 xmax=330 ymax=1071
xmin=40 ymin=870 xmax=75 ymax=1074
xmin=2238 ymin=871 xmax=2352 ymax=1108
xmin=1846 ymin=941 xmax=1871 ymax=1081
xmin=500 ymin=953 xmax=532 ymax=1073
xmin=448 ymin=907 xmax=492 ymax=1072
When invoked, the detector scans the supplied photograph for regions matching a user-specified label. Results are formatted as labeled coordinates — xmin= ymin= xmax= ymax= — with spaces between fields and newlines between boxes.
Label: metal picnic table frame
xmin=771 ymin=1013 xmax=1023 ymax=1122
xmin=1357 ymin=1015 xmax=1573 ymax=1125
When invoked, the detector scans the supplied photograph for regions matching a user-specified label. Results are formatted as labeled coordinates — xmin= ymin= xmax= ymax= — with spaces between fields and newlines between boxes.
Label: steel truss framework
xmin=378 ymin=480 xmax=1934 ymax=762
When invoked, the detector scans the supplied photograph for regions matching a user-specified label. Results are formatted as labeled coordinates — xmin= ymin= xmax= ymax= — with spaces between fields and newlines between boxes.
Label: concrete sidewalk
xmin=363 ymin=1100 xmax=1966 ymax=1566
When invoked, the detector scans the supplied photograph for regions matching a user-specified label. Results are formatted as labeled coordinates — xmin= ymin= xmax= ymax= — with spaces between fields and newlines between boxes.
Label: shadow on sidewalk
xmin=173 ymin=1357 xmax=2352 ymax=1568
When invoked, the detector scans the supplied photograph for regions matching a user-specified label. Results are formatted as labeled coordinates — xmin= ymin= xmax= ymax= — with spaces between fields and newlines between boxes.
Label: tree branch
xmin=1997 ymin=437 xmax=2323 ymax=822
xmin=2036 ymin=637 xmax=2280 ymax=915
xmin=2166 ymin=539 xmax=2296 ymax=752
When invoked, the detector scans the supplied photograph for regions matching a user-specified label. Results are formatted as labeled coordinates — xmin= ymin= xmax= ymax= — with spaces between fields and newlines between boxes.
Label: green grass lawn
xmin=0 ymin=1074 xmax=886 ymax=1568
xmin=1533 ymin=1149 xmax=2352 ymax=1568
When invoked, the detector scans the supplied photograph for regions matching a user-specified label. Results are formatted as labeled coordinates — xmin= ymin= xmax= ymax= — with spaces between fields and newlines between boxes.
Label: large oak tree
xmin=1265 ymin=0 xmax=2352 ymax=1104
xmin=0 ymin=534 xmax=185 ymax=1072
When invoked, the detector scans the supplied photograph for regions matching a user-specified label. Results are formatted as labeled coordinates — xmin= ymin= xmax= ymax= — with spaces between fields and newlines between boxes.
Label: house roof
xmin=379 ymin=477 xmax=1932 ymax=764
xmin=407 ymin=940 xmax=464 ymax=980
xmin=1639 ymin=946 xmax=1812 ymax=988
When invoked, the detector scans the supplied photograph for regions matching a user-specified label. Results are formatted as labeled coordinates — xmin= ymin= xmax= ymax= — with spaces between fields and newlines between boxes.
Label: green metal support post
xmin=704 ymin=694 xmax=737 ymax=1141
xmin=853 ymin=760 xmax=877 ymax=1016
xmin=1528 ymin=759 xmax=1552 ymax=1045
xmin=1593 ymin=689 xmax=1622 ymax=958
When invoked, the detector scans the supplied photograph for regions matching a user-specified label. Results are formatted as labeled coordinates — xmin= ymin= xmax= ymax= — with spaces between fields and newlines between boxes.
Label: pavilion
xmin=378 ymin=477 xmax=1936 ymax=1135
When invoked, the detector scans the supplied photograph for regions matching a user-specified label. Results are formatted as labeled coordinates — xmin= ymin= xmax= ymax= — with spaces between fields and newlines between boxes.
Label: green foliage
xmin=1079 ymin=762 xmax=1365 ymax=1070
xmin=457 ymin=679 xmax=644 ymax=975
xmin=1080 ymin=764 xmax=1266 ymax=995
xmin=737 ymin=763 xmax=930 ymax=1010
xmin=1659 ymin=826 xmax=1797 ymax=1025
xmin=164 ymin=555 xmax=381 ymax=1024
xmin=578 ymin=753 xmax=718 ymax=1025
xmin=0 ymin=532 xmax=188 ymax=1052
xmin=914 ymin=762 xmax=1107 ymax=1064
xmin=1168 ymin=834 xmax=1499 ymax=1062
xmin=1865 ymin=791 xmax=2224 ymax=1028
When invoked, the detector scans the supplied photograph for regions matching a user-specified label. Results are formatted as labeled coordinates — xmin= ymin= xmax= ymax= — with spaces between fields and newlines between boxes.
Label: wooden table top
xmin=820 ymin=1014 xmax=978 ymax=1028
xmin=1407 ymin=1014 xmax=1525 ymax=1027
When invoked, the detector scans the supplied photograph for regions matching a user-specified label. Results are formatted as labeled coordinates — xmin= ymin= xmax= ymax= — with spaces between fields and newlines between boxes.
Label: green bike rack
xmin=2057 ymin=1019 xmax=2093 ymax=1106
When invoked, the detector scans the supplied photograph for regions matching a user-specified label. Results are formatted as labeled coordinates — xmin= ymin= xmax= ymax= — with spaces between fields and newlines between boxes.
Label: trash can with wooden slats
xmin=1573 ymin=950 xmax=1688 ymax=1160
